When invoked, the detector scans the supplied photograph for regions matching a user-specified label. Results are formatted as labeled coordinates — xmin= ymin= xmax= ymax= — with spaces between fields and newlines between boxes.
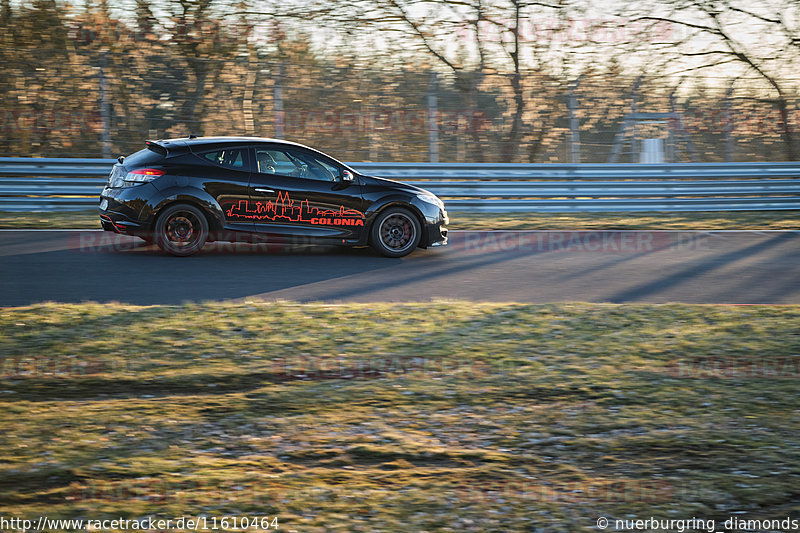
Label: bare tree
xmin=259 ymin=0 xmax=575 ymax=161
xmin=623 ymin=0 xmax=800 ymax=159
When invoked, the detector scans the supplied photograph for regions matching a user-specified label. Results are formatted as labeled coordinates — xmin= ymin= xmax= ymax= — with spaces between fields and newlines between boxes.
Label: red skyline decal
xmin=226 ymin=191 xmax=365 ymax=226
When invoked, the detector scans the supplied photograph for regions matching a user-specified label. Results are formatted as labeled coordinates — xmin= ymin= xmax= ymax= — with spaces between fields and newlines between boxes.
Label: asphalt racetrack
xmin=1 ymin=229 xmax=799 ymax=306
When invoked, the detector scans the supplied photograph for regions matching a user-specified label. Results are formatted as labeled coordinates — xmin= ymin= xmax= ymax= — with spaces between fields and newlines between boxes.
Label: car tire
xmin=370 ymin=207 xmax=421 ymax=258
xmin=154 ymin=203 xmax=208 ymax=257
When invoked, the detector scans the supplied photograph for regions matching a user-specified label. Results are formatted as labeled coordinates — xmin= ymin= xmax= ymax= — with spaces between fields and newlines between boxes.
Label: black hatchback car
xmin=99 ymin=137 xmax=448 ymax=257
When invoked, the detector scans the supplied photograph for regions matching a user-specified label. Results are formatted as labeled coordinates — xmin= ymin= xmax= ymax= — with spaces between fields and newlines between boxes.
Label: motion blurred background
xmin=3 ymin=3 xmax=800 ymax=531
xmin=1 ymin=0 xmax=799 ymax=162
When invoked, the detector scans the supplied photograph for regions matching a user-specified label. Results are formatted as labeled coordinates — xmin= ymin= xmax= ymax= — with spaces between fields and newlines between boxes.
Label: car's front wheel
xmin=154 ymin=203 xmax=208 ymax=256
xmin=370 ymin=207 xmax=421 ymax=258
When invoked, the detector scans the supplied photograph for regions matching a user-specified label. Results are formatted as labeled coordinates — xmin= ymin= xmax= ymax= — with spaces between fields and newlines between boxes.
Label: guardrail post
xmin=273 ymin=62 xmax=284 ymax=139
xmin=725 ymin=83 xmax=734 ymax=162
xmin=98 ymin=52 xmax=112 ymax=159
xmin=569 ymin=78 xmax=581 ymax=164
xmin=243 ymin=51 xmax=257 ymax=136
xmin=428 ymin=72 xmax=439 ymax=163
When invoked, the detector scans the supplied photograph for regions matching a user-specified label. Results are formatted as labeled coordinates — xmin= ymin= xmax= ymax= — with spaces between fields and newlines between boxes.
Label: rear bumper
xmin=99 ymin=184 xmax=156 ymax=238
xmin=99 ymin=213 xmax=145 ymax=235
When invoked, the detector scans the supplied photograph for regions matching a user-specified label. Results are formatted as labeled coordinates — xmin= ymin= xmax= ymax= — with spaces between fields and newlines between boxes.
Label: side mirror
xmin=341 ymin=170 xmax=354 ymax=182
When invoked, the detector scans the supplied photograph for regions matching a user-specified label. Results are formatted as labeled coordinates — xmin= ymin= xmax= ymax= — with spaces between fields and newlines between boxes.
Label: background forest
xmin=1 ymin=0 xmax=800 ymax=162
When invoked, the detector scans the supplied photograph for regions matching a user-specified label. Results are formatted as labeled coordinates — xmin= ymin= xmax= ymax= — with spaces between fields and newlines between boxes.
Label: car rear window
xmin=123 ymin=148 xmax=165 ymax=168
xmin=197 ymin=148 xmax=246 ymax=169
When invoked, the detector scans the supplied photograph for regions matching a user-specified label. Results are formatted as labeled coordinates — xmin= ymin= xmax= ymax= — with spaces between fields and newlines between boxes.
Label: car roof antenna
xmin=188 ymin=134 xmax=198 ymax=139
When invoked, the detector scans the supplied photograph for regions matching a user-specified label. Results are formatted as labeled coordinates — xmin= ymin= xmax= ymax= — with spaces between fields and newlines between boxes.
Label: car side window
xmin=256 ymin=150 xmax=298 ymax=176
xmin=256 ymin=147 xmax=339 ymax=181
xmin=199 ymin=148 xmax=245 ymax=169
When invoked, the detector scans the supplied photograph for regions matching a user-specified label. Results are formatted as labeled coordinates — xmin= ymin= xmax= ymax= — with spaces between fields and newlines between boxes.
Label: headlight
xmin=417 ymin=193 xmax=444 ymax=209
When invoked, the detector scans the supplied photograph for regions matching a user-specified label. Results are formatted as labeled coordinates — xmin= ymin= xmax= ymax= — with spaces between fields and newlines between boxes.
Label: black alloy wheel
xmin=155 ymin=203 xmax=209 ymax=256
xmin=370 ymin=207 xmax=421 ymax=258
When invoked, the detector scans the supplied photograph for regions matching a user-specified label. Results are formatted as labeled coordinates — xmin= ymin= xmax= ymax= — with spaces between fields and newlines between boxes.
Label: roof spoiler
xmin=146 ymin=139 xmax=191 ymax=158
xmin=145 ymin=140 xmax=169 ymax=157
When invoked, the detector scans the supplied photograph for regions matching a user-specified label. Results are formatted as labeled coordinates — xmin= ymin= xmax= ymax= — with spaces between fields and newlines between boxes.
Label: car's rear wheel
xmin=155 ymin=203 xmax=208 ymax=256
xmin=370 ymin=207 xmax=421 ymax=258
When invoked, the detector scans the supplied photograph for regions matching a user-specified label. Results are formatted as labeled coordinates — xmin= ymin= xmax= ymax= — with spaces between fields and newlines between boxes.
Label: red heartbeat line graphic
xmin=226 ymin=191 xmax=365 ymax=226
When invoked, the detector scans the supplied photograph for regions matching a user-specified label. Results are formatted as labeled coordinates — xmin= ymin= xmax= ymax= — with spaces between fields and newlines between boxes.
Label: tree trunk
xmin=776 ymin=97 xmax=797 ymax=160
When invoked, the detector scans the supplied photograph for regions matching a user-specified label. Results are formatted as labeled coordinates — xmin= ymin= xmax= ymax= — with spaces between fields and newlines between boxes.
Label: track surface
xmin=1 ymin=229 xmax=799 ymax=306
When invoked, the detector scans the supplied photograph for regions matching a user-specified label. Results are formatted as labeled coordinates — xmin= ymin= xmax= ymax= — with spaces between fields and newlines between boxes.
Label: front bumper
xmin=423 ymin=208 xmax=448 ymax=248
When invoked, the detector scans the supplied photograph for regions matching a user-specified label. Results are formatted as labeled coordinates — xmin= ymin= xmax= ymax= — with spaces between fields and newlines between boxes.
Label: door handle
xmin=254 ymin=188 xmax=275 ymax=194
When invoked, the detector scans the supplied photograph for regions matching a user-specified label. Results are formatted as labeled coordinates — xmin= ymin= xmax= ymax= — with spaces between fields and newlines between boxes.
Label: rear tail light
xmin=123 ymin=168 xmax=165 ymax=183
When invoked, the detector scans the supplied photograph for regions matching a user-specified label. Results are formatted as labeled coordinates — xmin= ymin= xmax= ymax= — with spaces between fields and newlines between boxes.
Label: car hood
xmin=359 ymin=174 xmax=434 ymax=196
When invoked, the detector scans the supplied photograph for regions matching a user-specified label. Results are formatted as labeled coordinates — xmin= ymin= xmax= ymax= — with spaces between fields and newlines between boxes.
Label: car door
xmin=241 ymin=145 xmax=366 ymax=242
xmin=191 ymin=145 xmax=253 ymax=231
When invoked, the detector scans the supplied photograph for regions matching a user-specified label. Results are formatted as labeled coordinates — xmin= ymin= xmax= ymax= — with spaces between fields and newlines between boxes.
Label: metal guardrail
xmin=1 ymin=158 xmax=799 ymax=212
